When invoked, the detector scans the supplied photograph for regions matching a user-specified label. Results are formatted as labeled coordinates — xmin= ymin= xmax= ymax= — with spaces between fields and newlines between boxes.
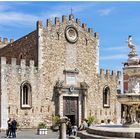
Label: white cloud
xmin=0 ymin=12 xmax=39 ymax=27
xmin=0 ymin=2 xmax=96 ymax=28
xmin=98 ymin=8 xmax=113 ymax=16
xmin=101 ymin=46 xmax=127 ymax=51
xmin=54 ymin=3 xmax=95 ymax=13
xmin=100 ymin=54 xmax=127 ymax=60
xmin=40 ymin=2 xmax=96 ymax=19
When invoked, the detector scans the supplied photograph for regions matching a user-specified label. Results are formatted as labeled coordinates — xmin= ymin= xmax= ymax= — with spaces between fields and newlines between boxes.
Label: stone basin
xmin=117 ymin=93 xmax=140 ymax=105
xmin=123 ymin=65 xmax=140 ymax=76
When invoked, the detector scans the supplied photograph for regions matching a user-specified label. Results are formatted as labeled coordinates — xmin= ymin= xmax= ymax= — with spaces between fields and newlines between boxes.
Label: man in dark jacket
xmin=11 ymin=118 xmax=17 ymax=138
xmin=6 ymin=118 xmax=12 ymax=138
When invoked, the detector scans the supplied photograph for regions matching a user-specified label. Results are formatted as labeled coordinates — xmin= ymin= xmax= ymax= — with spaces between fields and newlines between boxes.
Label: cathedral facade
xmin=0 ymin=14 xmax=121 ymax=129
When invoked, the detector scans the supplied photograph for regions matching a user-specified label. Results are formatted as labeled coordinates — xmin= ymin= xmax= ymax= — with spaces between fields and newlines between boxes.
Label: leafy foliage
xmin=38 ymin=122 xmax=47 ymax=128
xmin=87 ymin=115 xmax=95 ymax=126
xmin=136 ymin=109 xmax=140 ymax=113
xmin=52 ymin=115 xmax=60 ymax=125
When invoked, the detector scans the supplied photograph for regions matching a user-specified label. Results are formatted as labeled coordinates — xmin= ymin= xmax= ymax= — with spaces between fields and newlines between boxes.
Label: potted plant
xmin=87 ymin=115 xmax=95 ymax=127
xmin=51 ymin=115 xmax=60 ymax=131
xmin=37 ymin=122 xmax=48 ymax=135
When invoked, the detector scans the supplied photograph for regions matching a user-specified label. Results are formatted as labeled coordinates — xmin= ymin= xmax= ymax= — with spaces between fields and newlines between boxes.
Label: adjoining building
xmin=0 ymin=14 xmax=121 ymax=129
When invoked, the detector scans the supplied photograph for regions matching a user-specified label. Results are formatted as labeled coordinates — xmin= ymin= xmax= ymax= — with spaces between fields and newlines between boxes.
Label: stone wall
xmin=0 ymin=31 xmax=38 ymax=66
xmin=0 ymin=14 xmax=121 ymax=128
xmin=97 ymin=69 xmax=121 ymax=123
xmin=0 ymin=37 xmax=14 ymax=49
xmin=37 ymin=15 xmax=99 ymax=121
xmin=0 ymin=57 xmax=53 ymax=129
xmin=36 ymin=15 xmax=121 ymax=124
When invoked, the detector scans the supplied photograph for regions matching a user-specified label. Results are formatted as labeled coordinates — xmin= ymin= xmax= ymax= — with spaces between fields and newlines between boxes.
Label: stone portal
xmin=54 ymin=77 xmax=89 ymax=127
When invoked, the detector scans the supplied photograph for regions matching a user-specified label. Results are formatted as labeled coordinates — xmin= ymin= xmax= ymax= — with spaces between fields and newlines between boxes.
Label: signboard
xmin=66 ymin=75 xmax=76 ymax=85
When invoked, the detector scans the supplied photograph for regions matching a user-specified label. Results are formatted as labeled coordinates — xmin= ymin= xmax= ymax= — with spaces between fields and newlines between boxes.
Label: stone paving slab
xmin=0 ymin=129 xmax=59 ymax=139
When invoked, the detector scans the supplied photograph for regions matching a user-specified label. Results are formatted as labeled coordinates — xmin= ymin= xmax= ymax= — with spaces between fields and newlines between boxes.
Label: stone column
xmin=58 ymin=94 xmax=61 ymax=116
xmin=59 ymin=94 xmax=63 ymax=117
xmin=84 ymin=91 xmax=87 ymax=119
xmin=59 ymin=117 xmax=68 ymax=139
xmin=123 ymin=105 xmax=127 ymax=123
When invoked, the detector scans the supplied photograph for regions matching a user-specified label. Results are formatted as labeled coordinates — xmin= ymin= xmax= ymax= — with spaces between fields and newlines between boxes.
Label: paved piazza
xmin=0 ymin=129 xmax=60 ymax=139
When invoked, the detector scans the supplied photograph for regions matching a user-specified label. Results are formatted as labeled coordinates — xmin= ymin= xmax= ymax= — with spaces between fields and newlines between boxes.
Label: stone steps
xmin=87 ymin=127 xmax=135 ymax=138
xmin=77 ymin=130 xmax=109 ymax=139
xmin=68 ymin=135 xmax=80 ymax=139
xmin=76 ymin=127 xmax=140 ymax=139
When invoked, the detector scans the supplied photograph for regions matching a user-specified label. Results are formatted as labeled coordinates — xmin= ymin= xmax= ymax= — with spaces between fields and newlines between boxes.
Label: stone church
xmin=0 ymin=14 xmax=121 ymax=129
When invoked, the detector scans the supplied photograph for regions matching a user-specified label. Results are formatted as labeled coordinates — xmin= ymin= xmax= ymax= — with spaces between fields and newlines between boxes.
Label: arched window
xmin=103 ymin=86 xmax=110 ymax=108
xmin=19 ymin=53 xmax=23 ymax=59
xmin=21 ymin=81 xmax=32 ymax=109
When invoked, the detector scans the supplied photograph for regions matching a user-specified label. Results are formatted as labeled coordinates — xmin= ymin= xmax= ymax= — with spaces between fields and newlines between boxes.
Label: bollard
xmin=59 ymin=116 xmax=68 ymax=139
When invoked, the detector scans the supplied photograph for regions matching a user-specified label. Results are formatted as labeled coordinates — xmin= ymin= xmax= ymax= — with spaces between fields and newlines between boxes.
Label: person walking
xmin=72 ymin=124 xmax=78 ymax=136
xmin=67 ymin=120 xmax=72 ymax=136
xmin=11 ymin=118 xmax=17 ymax=138
xmin=6 ymin=118 xmax=12 ymax=138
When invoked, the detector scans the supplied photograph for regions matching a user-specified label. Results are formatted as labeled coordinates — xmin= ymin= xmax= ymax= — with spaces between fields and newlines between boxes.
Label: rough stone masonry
xmin=0 ymin=14 xmax=121 ymax=129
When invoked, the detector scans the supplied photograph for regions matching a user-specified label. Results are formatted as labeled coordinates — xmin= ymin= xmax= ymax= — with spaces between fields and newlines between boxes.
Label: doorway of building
xmin=63 ymin=96 xmax=78 ymax=126
xmin=66 ymin=115 xmax=75 ymax=125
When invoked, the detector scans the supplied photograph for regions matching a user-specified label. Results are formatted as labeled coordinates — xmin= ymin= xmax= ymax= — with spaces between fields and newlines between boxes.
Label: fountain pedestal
xmin=118 ymin=66 xmax=140 ymax=127
xmin=118 ymin=35 xmax=140 ymax=127
xmin=118 ymin=93 xmax=140 ymax=127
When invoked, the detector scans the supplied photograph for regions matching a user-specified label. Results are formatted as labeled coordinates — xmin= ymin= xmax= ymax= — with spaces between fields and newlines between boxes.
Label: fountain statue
xmin=118 ymin=35 xmax=140 ymax=127
xmin=128 ymin=35 xmax=135 ymax=50
xmin=127 ymin=35 xmax=139 ymax=65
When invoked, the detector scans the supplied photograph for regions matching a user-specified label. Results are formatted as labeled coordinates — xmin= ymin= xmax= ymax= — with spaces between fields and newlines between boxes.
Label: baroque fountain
xmin=77 ymin=36 xmax=140 ymax=139
xmin=77 ymin=36 xmax=140 ymax=138
xmin=117 ymin=35 xmax=140 ymax=127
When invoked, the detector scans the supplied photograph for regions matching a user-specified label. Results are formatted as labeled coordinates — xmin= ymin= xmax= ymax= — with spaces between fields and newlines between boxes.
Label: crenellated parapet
xmin=98 ymin=68 xmax=121 ymax=80
xmin=0 ymin=37 xmax=14 ymax=48
xmin=36 ymin=14 xmax=98 ymax=38
xmin=0 ymin=57 xmax=37 ymax=75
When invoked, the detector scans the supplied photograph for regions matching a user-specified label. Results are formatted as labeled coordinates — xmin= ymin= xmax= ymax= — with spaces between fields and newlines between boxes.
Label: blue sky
xmin=0 ymin=1 xmax=140 ymax=71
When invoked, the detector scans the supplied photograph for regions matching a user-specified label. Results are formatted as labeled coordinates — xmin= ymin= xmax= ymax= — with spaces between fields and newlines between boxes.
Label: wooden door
xmin=63 ymin=96 xmax=78 ymax=125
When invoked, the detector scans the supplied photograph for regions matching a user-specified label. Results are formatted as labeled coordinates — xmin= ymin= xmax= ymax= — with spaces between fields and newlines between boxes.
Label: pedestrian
xmin=100 ymin=120 xmax=106 ymax=125
xmin=6 ymin=118 xmax=12 ymax=138
xmin=67 ymin=120 xmax=72 ymax=136
xmin=107 ymin=119 xmax=114 ymax=125
xmin=72 ymin=124 xmax=78 ymax=136
xmin=11 ymin=118 xmax=17 ymax=138
xmin=83 ymin=119 xmax=88 ymax=129
xmin=78 ymin=120 xmax=84 ymax=131
xmin=78 ymin=119 xmax=88 ymax=131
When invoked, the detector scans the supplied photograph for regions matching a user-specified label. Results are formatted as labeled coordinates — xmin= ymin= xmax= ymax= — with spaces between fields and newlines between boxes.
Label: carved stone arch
xmin=20 ymin=81 xmax=32 ymax=109
xmin=103 ymin=85 xmax=110 ymax=108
